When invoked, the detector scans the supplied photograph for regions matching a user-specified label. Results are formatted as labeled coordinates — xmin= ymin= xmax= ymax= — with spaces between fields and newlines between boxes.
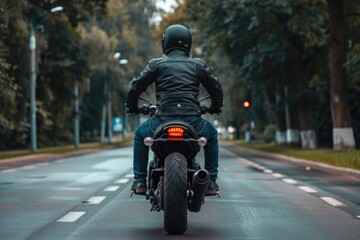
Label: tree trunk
xmin=327 ymin=0 xmax=355 ymax=149
xmin=284 ymin=86 xmax=300 ymax=146
xmin=292 ymin=45 xmax=317 ymax=149
xmin=263 ymin=86 xmax=286 ymax=145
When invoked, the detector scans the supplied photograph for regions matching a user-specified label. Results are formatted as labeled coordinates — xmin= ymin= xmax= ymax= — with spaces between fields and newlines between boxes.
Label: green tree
xmin=179 ymin=0 xmax=330 ymax=148
xmin=79 ymin=0 xmax=157 ymax=139
xmin=0 ymin=0 xmax=108 ymax=149
xmin=0 ymin=0 xmax=29 ymax=148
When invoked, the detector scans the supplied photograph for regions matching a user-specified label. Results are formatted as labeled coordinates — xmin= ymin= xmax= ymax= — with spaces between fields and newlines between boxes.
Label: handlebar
xmin=129 ymin=104 xmax=219 ymax=116
xmin=127 ymin=95 xmax=220 ymax=116
xmin=138 ymin=104 xmax=157 ymax=115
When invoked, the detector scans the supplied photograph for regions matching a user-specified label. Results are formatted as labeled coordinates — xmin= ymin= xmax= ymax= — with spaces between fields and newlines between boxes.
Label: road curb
xmin=231 ymin=144 xmax=360 ymax=180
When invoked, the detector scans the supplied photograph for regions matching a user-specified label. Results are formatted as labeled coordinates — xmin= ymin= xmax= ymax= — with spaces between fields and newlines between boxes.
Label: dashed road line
xmin=1 ymin=162 xmax=50 ymax=174
xmin=282 ymin=178 xmax=297 ymax=184
xmin=57 ymin=173 xmax=131 ymax=224
xmin=125 ymin=173 xmax=134 ymax=178
xmin=21 ymin=165 xmax=36 ymax=170
xmin=84 ymin=196 xmax=106 ymax=204
xmin=272 ymin=173 xmax=284 ymax=178
xmin=57 ymin=211 xmax=85 ymax=222
xmin=320 ymin=197 xmax=345 ymax=207
xmin=103 ymin=186 xmax=120 ymax=192
xmin=114 ymin=178 xmax=129 ymax=184
xmin=1 ymin=168 xmax=18 ymax=173
xmin=256 ymin=166 xmax=266 ymax=170
xmin=220 ymin=147 xmax=357 ymax=212
xmin=298 ymin=186 xmax=317 ymax=193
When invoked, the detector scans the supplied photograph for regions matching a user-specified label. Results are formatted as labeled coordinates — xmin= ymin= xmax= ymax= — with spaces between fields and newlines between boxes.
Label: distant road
xmin=0 ymin=142 xmax=359 ymax=239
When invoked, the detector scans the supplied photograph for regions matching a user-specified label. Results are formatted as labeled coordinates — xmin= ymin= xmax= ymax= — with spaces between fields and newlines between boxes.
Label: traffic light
xmin=243 ymin=100 xmax=251 ymax=108
xmin=243 ymin=87 xmax=252 ymax=108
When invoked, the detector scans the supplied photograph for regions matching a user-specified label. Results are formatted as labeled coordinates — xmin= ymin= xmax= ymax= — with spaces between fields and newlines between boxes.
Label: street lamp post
xmin=100 ymin=52 xmax=120 ymax=144
xmin=100 ymin=82 xmax=108 ymax=144
xmin=29 ymin=25 xmax=37 ymax=152
xmin=73 ymin=81 xmax=80 ymax=148
xmin=107 ymin=82 xmax=113 ymax=143
xmin=29 ymin=6 xmax=63 ymax=152
xmin=114 ymin=58 xmax=128 ymax=142
xmin=100 ymin=52 xmax=127 ymax=144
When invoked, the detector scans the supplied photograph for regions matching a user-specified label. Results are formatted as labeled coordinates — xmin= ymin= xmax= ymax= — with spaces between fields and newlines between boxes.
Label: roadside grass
xmin=0 ymin=139 xmax=132 ymax=161
xmin=232 ymin=140 xmax=360 ymax=170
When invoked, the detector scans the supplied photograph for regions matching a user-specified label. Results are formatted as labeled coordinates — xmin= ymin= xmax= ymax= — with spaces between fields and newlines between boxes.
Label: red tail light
xmin=167 ymin=127 xmax=184 ymax=137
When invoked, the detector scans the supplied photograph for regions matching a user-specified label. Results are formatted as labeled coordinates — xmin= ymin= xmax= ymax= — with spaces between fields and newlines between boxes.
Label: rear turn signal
xmin=143 ymin=137 xmax=154 ymax=146
xmin=167 ymin=127 xmax=184 ymax=137
xmin=198 ymin=137 xmax=207 ymax=146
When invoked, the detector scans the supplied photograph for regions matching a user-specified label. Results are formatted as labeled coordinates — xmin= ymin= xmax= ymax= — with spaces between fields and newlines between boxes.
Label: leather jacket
xmin=126 ymin=49 xmax=223 ymax=116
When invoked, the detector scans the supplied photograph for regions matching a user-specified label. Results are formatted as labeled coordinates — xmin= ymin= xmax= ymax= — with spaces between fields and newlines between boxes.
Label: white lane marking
xmin=85 ymin=196 xmax=106 ymax=204
xmin=256 ymin=166 xmax=266 ymax=170
xmin=125 ymin=173 xmax=134 ymax=178
xmin=1 ymin=162 xmax=50 ymax=174
xmin=357 ymin=216 xmax=360 ymax=219
xmin=21 ymin=165 xmax=36 ymax=170
xmin=103 ymin=186 xmax=120 ymax=192
xmin=1 ymin=168 xmax=18 ymax=173
xmin=57 ymin=212 xmax=85 ymax=222
xmin=263 ymin=169 xmax=273 ymax=174
xmin=282 ymin=178 xmax=297 ymax=184
xmin=114 ymin=178 xmax=129 ymax=184
xmin=298 ymin=186 xmax=317 ymax=193
xmin=320 ymin=197 xmax=345 ymax=207
xmin=272 ymin=173 xmax=284 ymax=178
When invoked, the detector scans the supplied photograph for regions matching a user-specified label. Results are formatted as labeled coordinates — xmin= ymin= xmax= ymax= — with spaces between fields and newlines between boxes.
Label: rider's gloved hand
xmin=125 ymin=102 xmax=140 ymax=115
xmin=140 ymin=105 xmax=150 ymax=115
xmin=208 ymin=107 xmax=222 ymax=114
xmin=126 ymin=106 xmax=140 ymax=115
xmin=200 ymin=105 xmax=209 ymax=114
xmin=127 ymin=109 xmax=140 ymax=115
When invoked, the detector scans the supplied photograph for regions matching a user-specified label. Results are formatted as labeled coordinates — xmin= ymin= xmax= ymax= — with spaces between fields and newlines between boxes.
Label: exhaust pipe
xmin=189 ymin=169 xmax=210 ymax=212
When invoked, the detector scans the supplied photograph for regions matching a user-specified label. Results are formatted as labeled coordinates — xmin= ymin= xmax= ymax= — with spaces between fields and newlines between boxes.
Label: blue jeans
xmin=133 ymin=115 xmax=219 ymax=181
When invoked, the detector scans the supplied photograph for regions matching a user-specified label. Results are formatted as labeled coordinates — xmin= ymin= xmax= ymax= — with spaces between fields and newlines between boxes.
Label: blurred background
xmin=1 ymin=0 xmax=359 ymax=151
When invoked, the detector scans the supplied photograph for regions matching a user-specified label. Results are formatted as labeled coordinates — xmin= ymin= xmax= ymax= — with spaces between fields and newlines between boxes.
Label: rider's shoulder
xmin=192 ymin=57 xmax=206 ymax=67
xmin=148 ymin=57 xmax=163 ymax=68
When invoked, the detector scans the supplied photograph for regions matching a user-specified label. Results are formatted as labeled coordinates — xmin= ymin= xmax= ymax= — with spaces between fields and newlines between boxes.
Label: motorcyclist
xmin=126 ymin=24 xmax=223 ymax=195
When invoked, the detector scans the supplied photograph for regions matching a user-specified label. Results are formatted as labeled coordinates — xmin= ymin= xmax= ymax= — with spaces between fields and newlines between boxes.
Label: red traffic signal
xmin=243 ymin=86 xmax=252 ymax=108
xmin=243 ymin=100 xmax=251 ymax=108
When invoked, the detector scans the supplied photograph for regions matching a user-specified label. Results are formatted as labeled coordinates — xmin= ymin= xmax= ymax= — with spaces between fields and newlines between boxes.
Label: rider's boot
xmin=205 ymin=181 xmax=219 ymax=196
xmin=131 ymin=179 xmax=147 ymax=195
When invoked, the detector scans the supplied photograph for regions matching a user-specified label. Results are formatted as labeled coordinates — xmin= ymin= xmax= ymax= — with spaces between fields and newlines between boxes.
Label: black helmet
xmin=162 ymin=24 xmax=192 ymax=53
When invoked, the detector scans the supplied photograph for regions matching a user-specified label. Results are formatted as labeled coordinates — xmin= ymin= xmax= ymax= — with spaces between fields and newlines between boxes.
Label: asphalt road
xmin=0 ymin=141 xmax=359 ymax=240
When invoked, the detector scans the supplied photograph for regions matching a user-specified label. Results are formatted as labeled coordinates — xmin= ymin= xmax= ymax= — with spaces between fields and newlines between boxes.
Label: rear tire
xmin=164 ymin=152 xmax=188 ymax=234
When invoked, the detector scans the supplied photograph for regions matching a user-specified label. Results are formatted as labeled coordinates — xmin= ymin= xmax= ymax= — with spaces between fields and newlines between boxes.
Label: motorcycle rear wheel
xmin=164 ymin=152 xmax=188 ymax=234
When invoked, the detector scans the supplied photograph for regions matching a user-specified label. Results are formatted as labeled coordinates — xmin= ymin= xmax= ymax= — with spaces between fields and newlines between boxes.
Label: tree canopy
xmin=0 ymin=0 xmax=157 ymax=149
xmin=1 ymin=0 xmax=359 ymax=150
xmin=159 ymin=0 xmax=360 ymax=148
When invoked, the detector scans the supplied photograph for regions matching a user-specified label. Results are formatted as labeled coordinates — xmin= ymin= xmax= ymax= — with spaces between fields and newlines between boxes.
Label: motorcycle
xmin=130 ymin=96 xmax=218 ymax=235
